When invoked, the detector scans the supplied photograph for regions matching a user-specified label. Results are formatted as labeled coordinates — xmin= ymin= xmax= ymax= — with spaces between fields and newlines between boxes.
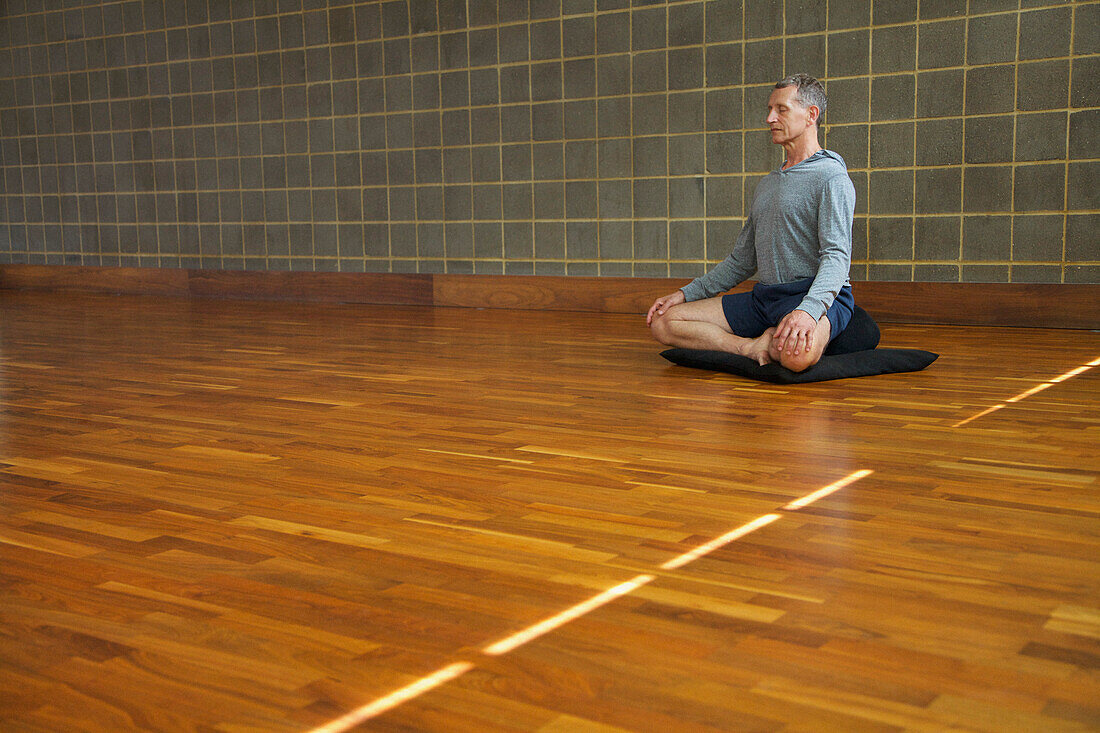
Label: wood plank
xmin=431 ymin=272 xmax=738 ymax=314
xmin=852 ymin=281 xmax=1100 ymax=329
xmin=3 ymin=264 xmax=1097 ymax=327
xmin=0 ymin=263 xmax=189 ymax=296
xmin=186 ymin=268 xmax=434 ymax=305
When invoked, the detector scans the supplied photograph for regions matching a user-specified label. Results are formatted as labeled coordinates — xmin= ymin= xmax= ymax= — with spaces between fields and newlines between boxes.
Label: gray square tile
xmin=1015 ymin=112 xmax=1066 ymax=162
xmin=961 ymin=264 xmax=1009 ymax=282
xmin=915 ymin=216 xmax=961 ymax=260
xmin=502 ymin=183 xmax=533 ymax=220
xmin=745 ymin=0 xmax=782 ymax=38
xmin=869 ymin=122 xmax=914 ymax=168
xmin=709 ymin=131 xmax=746 ymax=174
xmin=598 ymin=138 xmax=632 ymax=179
xmin=563 ymin=16 xmax=595 ymax=57
xmin=669 ymin=47 xmax=704 ymax=90
xmin=822 ymin=0 xmax=866 ymax=29
xmin=567 ymin=221 xmax=598 ymax=260
xmin=532 ymin=102 xmax=563 ymax=141
xmin=634 ymin=93 xmax=668 ymax=135
xmin=474 ymin=222 xmax=503 ymax=259
xmin=966 ymin=13 xmax=1018 ymax=66
xmin=827 ymin=124 xmax=868 ymax=169
xmin=634 ymin=178 xmax=668 ymax=218
xmin=915 ymin=168 xmax=961 ymax=213
xmin=785 ymin=34 xmax=826 ymax=82
xmin=504 ymin=222 xmax=534 ymax=259
xmin=744 ymin=39 xmax=782 ymax=84
xmin=869 ymin=169 xmax=913 ymax=214
xmin=1011 ymin=264 xmax=1061 ymax=283
xmin=963 ymin=167 xmax=1012 ymax=212
xmin=1065 ymin=214 xmax=1099 ymax=262
xmin=534 ymin=221 xmax=565 ymax=260
xmin=597 ymin=12 xmax=630 ymax=55
xmin=913 ymin=264 xmax=959 ymax=282
xmin=918 ymin=20 xmax=964 ymax=69
xmin=1014 ymin=163 xmax=1065 ymax=212
xmin=633 ymin=50 xmax=667 ymax=93
xmin=596 ymin=54 xmax=630 ymax=97
xmin=915 ymin=118 xmax=962 ymax=166
xmin=632 ymin=6 xmax=667 ymax=53
xmin=706 ymin=43 xmax=742 ymax=87
xmin=1076 ymin=3 xmax=1100 ymax=54
xmin=870 ymin=74 xmax=914 ymax=121
xmin=530 ymin=19 xmax=563 ymax=60
xmin=566 ymin=180 xmax=597 ymax=218
xmin=669 ymin=91 xmax=705 ymax=134
xmin=598 ymin=220 xmax=633 ymax=259
xmin=1069 ymin=109 xmax=1099 ymax=159
xmin=1019 ymin=7 xmax=1072 ymax=60
xmin=533 ymin=181 xmax=564 ymax=218
xmin=1072 ymin=56 xmax=1100 ymax=108
xmin=869 ymin=217 xmax=913 ymax=260
xmin=669 ymin=176 xmax=705 ymax=218
xmin=963 ymin=115 xmax=1013 ymax=164
xmin=826 ymin=78 xmax=869 ymax=124
xmin=1068 ymin=161 xmax=1099 ymax=209
xmin=633 ymin=219 xmax=668 ymax=260
xmin=872 ymin=25 xmax=916 ymax=74
xmin=919 ymin=0 xmax=963 ymax=19
xmin=868 ymin=264 xmax=912 ymax=281
xmin=669 ymin=134 xmax=705 ymax=175
xmin=1012 ymin=215 xmax=1064 ymax=262
xmin=669 ymin=220 xmax=705 ymax=260
xmin=564 ymin=58 xmax=596 ymax=99
xmin=1017 ymin=60 xmax=1070 ymax=112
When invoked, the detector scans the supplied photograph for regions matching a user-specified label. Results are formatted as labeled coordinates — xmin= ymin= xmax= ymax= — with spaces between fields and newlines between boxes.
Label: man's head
xmin=766 ymin=74 xmax=826 ymax=147
xmin=774 ymin=74 xmax=827 ymax=120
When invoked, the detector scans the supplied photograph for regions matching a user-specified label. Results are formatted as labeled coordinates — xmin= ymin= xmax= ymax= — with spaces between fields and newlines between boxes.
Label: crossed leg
xmin=649 ymin=297 xmax=776 ymax=365
xmin=766 ymin=313 xmax=832 ymax=372
xmin=650 ymin=297 xmax=833 ymax=372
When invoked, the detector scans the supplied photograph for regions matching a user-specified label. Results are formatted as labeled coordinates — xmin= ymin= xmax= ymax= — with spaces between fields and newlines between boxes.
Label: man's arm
xmin=774 ymin=174 xmax=856 ymax=355
xmin=679 ymin=216 xmax=758 ymax=302
xmin=797 ymin=174 xmax=856 ymax=320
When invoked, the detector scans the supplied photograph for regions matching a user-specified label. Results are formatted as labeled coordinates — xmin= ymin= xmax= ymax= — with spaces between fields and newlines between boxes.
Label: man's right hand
xmin=646 ymin=290 xmax=686 ymax=325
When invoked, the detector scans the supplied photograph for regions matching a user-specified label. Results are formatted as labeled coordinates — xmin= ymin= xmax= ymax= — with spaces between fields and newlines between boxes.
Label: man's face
xmin=765 ymin=85 xmax=815 ymax=145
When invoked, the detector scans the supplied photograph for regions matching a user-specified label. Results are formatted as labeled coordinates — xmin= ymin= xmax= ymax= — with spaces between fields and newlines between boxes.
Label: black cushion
xmin=824 ymin=306 xmax=880 ymax=355
xmin=660 ymin=347 xmax=938 ymax=384
xmin=659 ymin=307 xmax=938 ymax=384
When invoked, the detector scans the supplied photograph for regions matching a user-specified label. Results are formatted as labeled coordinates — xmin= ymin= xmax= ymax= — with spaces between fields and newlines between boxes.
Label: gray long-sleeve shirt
xmin=681 ymin=150 xmax=856 ymax=321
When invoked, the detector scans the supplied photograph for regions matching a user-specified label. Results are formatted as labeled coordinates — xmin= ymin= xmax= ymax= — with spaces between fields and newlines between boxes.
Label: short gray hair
xmin=775 ymin=73 xmax=827 ymax=120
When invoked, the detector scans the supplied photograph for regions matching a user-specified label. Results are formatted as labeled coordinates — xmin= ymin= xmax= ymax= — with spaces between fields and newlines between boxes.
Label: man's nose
xmin=765 ymin=109 xmax=777 ymax=123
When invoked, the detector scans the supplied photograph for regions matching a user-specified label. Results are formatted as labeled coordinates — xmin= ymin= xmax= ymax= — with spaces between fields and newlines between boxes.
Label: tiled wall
xmin=0 ymin=0 xmax=1096 ymax=282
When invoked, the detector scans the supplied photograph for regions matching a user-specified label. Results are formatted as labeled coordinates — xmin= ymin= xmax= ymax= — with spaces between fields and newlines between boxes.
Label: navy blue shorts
xmin=721 ymin=278 xmax=854 ymax=343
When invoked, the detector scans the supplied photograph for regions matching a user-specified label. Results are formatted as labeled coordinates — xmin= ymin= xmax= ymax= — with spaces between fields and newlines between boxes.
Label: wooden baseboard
xmin=1 ymin=264 xmax=1097 ymax=329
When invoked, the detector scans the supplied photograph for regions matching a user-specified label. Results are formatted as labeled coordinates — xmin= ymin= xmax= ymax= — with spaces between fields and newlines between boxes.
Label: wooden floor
xmin=1 ymin=290 xmax=1098 ymax=733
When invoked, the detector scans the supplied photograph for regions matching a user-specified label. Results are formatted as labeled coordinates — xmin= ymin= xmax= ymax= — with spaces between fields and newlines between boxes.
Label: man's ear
xmin=807 ymin=104 xmax=821 ymax=126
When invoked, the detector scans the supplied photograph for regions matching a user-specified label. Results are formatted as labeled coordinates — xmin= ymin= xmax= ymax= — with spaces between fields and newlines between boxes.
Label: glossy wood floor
xmin=1 ymin=290 xmax=1097 ymax=733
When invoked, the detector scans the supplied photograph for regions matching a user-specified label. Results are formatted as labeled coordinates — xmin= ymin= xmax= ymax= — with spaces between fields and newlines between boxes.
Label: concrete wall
xmin=0 ymin=0 xmax=1096 ymax=282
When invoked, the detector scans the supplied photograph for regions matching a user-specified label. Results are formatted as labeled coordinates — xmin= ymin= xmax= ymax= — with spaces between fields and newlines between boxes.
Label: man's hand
xmin=773 ymin=309 xmax=818 ymax=356
xmin=646 ymin=290 xmax=686 ymax=325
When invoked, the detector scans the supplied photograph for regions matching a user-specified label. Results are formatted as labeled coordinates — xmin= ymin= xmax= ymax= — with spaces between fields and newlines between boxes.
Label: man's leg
xmin=650 ymin=297 xmax=774 ymax=365
xmin=768 ymin=313 xmax=832 ymax=372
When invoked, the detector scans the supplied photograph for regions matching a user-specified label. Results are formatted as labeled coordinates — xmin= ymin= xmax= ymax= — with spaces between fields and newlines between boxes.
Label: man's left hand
xmin=773 ymin=309 xmax=818 ymax=356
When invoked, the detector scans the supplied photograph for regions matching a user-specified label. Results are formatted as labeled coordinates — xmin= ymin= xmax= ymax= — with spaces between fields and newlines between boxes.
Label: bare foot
xmin=738 ymin=329 xmax=775 ymax=366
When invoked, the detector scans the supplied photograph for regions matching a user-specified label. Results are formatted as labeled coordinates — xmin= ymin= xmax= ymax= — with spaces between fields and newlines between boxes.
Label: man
xmin=647 ymin=74 xmax=856 ymax=373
